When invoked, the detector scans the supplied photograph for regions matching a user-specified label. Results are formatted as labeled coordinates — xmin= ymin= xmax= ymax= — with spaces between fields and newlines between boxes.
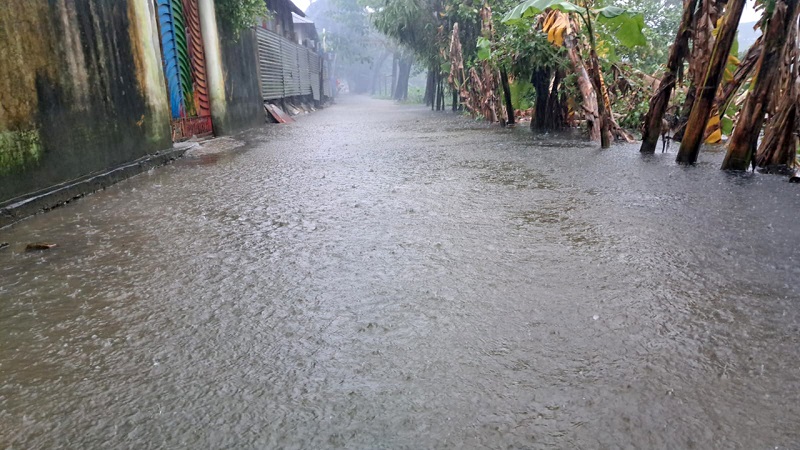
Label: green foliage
xmin=614 ymin=85 xmax=649 ymax=130
xmin=492 ymin=18 xmax=566 ymax=79
xmin=608 ymin=0 xmax=681 ymax=72
xmin=406 ymin=86 xmax=426 ymax=103
xmin=721 ymin=116 xmax=735 ymax=136
xmin=310 ymin=0 xmax=378 ymax=62
xmin=502 ymin=0 xmax=646 ymax=50
xmin=503 ymin=0 xmax=582 ymax=21
xmin=509 ymin=79 xmax=535 ymax=110
xmin=477 ymin=37 xmax=492 ymax=61
xmin=372 ymin=0 xmax=444 ymax=66
xmin=593 ymin=6 xmax=645 ymax=48
xmin=216 ymin=0 xmax=269 ymax=35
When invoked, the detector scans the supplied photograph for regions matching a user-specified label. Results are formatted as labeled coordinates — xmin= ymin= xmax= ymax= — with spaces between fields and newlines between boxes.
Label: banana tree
xmin=503 ymin=0 xmax=646 ymax=148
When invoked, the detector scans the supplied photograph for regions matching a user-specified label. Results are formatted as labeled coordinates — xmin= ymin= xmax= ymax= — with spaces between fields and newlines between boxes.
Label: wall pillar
xmin=129 ymin=0 xmax=171 ymax=143
xmin=197 ymin=0 xmax=227 ymax=134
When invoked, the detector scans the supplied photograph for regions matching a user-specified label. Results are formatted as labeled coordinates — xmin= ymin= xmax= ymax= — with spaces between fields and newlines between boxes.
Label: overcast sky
xmin=292 ymin=0 xmax=761 ymax=23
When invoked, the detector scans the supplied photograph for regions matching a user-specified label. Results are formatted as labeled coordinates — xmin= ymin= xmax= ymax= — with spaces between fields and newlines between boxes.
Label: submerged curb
xmin=0 ymin=144 xmax=196 ymax=229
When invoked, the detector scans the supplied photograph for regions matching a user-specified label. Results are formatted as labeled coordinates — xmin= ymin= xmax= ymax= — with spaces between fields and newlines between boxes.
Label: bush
xmin=216 ymin=0 xmax=269 ymax=36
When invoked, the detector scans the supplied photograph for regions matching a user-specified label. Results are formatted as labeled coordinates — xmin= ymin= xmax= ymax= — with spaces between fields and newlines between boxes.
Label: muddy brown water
xmin=1 ymin=96 xmax=799 ymax=449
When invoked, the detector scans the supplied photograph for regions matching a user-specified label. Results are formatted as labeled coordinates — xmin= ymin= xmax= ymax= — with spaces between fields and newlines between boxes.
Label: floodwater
xmin=1 ymin=96 xmax=799 ymax=449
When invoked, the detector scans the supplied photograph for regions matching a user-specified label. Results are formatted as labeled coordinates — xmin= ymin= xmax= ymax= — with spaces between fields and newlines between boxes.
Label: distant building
xmin=292 ymin=13 xmax=319 ymax=50
xmin=261 ymin=0 xmax=306 ymax=41
xmin=255 ymin=0 xmax=331 ymax=104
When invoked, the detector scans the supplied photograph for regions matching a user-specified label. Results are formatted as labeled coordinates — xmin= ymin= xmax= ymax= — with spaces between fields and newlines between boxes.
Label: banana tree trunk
xmin=500 ymin=68 xmax=515 ymax=125
xmin=546 ymin=69 xmax=566 ymax=130
xmin=424 ymin=69 xmax=435 ymax=107
xmin=564 ymin=32 xmax=601 ymax=141
xmin=722 ymin=0 xmax=799 ymax=170
xmin=641 ymin=0 xmax=698 ymax=153
xmin=582 ymin=10 xmax=612 ymax=148
xmin=755 ymin=11 xmax=799 ymax=168
xmin=589 ymin=49 xmax=612 ymax=148
xmin=479 ymin=4 xmax=500 ymax=123
xmin=676 ymin=0 xmax=746 ymax=164
xmin=532 ymin=67 xmax=553 ymax=130
xmin=756 ymin=85 xmax=798 ymax=168
xmin=674 ymin=0 xmax=720 ymax=141
xmin=448 ymin=23 xmax=466 ymax=111
xmin=713 ymin=36 xmax=762 ymax=113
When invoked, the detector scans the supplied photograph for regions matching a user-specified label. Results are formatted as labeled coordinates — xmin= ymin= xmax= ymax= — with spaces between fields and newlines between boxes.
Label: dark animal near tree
xmin=661 ymin=113 xmax=679 ymax=152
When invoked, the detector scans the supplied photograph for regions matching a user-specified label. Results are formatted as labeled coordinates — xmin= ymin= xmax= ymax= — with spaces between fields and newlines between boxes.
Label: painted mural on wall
xmin=156 ymin=0 xmax=213 ymax=141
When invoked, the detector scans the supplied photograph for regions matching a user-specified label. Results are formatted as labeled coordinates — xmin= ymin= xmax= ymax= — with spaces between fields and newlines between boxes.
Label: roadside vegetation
xmin=311 ymin=0 xmax=799 ymax=174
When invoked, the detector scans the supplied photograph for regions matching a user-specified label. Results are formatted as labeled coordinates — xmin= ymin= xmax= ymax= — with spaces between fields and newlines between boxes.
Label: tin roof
xmin=286 ymin=0 xmax=305 ymax=16
xmin=292 ymin=12 xmax=314 ymax=24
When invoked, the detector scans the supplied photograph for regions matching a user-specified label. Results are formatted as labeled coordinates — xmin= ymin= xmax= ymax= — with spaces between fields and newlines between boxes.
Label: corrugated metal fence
xmin=256 ymin=27 xmax=323 ymax=101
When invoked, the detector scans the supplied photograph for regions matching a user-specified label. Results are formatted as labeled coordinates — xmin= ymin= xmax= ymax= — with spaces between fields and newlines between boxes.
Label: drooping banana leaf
xmin=502 ymin=0 xmax=646 ymax=49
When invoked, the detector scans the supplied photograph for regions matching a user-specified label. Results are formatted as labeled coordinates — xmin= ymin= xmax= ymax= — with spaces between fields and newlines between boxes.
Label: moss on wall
xmin=0 ymin=130 xmax=43 ymax=175
xmin=0 ymin=0 xmax=171 ymax=202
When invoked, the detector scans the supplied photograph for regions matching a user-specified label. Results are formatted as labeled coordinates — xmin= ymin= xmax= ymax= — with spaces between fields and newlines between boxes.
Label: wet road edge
xmin=0 ymin=145 xmax=194 ymax=230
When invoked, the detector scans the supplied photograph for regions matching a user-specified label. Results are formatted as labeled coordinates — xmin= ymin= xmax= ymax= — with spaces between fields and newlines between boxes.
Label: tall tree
xmin=722 ymin=0 xmax=800 ymax=170
xmin=675 ymin=0 xmax=746 ymax=164
xmin=672 ymin=0 xmax=721 ymax=141
xmin=755 ymin=18 xmax=799 ymax=169
xmin=640 ymin=0 xmax=698 ymax=153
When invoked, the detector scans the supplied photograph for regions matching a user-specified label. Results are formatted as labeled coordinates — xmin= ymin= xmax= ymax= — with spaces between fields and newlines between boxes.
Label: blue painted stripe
xmin=157 ymin=0 xmax=184 ymax=119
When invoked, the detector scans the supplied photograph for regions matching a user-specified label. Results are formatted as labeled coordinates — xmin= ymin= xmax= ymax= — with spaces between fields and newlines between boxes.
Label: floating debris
xmin=25 ymin=242 xmax=57 ymax=251
xmin=0 ymin=242 xmax=9 ymax=251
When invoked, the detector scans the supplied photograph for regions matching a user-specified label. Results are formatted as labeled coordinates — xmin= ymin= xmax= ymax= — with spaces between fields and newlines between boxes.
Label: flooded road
xmin=2 ymin=96 xmax=799 ymax=448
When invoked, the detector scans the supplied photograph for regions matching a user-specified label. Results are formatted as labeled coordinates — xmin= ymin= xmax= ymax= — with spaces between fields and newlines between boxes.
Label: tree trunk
xmin=673 ymin=0 xmax=720 ymax=141
xmin=723 ymin=0 xmax=799 ymax=169
xmin=582 ymin=10 xmax=616 ymax=147
xmin=701 ymin=37 xmax=762 ymax=142
xmin=589 ymin=48 xmax=612 ymax=147
xmin=531 ymin=68 xmax=553 ymax=131
xmin=424 ymin=69 xmax=435 ymax=106
xmin=391 ymin=54 xmax=398 ymax=97
xmin=676 ymin=0 xmax=746 ymax=164
xmin=437 ymin=77 xmax=445 ymax=111
xmin=478 ymin=3 xmax=500 ymax=123
xmin=371 ymin=51 xmax=390 ymax=95
xmin=393 ymin=57 xmax=413 ymax=101
xmin=756 ymin=85 xmax=798 ymax=168
xmin=500 ymin=68 xmax=515 ymax=125
xmin=448 ymin=23 xmax=469 ymax=112
xmin=713 ymin=36 xmax=762 ymax=113
xmin=545 ymin=69 xmax=566 ymax=130
xmin=564 ymin=32 xmax=601 ymax=141
xmin=641 ymin=0 xmax=698 ymax=153
xmin=756 ymin=19 xmax=799 ymax=168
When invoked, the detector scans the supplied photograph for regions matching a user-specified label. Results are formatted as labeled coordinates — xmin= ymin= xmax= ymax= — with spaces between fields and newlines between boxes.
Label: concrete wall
xmin=214 ymin=24 xmax=265 ymax=135
xmin=0 ymin=0 xmax=172 ymax=203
